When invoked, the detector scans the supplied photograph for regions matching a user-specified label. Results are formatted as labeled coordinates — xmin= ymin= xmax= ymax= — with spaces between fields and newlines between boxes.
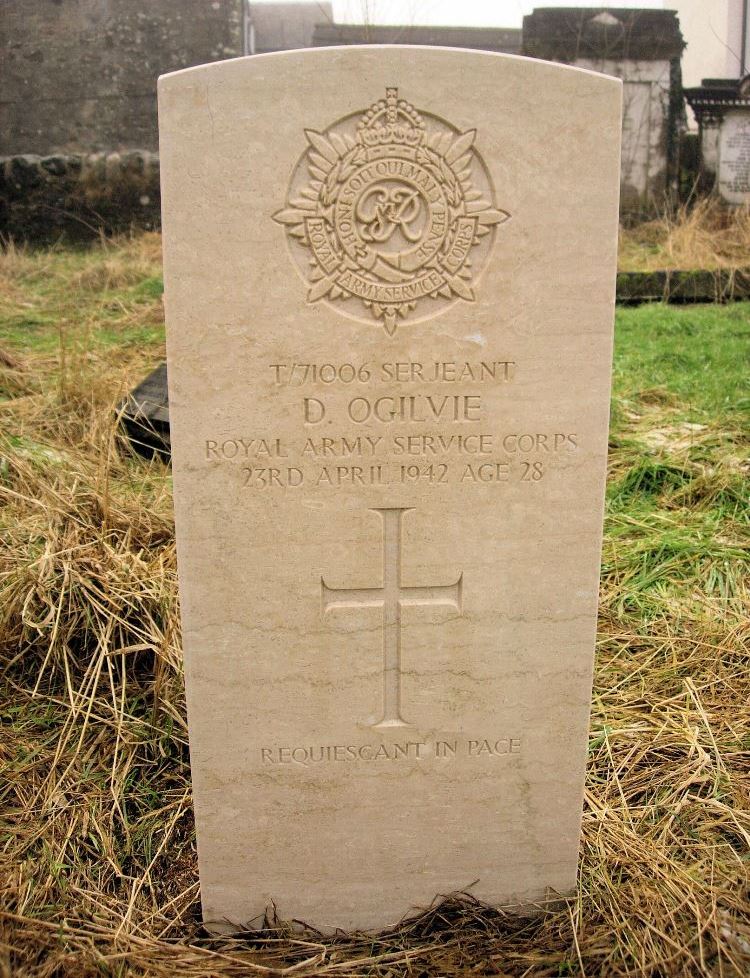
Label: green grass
xmin=606 ymin=302 xmax=749 ymax=622
xmin=613 ymin=304 xmax=750 ymax=421
xmin=0 ymin=237 xmax=165 ymax=361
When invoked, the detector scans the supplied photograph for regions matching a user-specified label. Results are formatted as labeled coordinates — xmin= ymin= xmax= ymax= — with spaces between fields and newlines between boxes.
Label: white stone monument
xmin=719 ymin=110 xmax=750 ymax=205
xmin=158 ymin=47 xmax=622 ymax=933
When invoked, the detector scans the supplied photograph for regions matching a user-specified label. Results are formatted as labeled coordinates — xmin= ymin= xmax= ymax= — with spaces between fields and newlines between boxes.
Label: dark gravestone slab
xmin=119 ymin=361 xmax=170 ymax=459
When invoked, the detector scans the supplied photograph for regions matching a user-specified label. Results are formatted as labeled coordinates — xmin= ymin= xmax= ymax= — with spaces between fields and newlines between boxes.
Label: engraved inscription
xmin=274 ymin=88 xmax=510 ymax=334
xmin=321 ymin=507 xmax=462 ymax=727
xmin=201 ymin=338 xmax=581 ymax=491
xmin=720 ymin=113 xmax=750 ymax=202
xmin=269 ymin=360 xmax=516 ymax=386
xmin=206 ymin=429 xmax=578 ymax=490
xmin=259 ymin=737 xmax=522 ymax=765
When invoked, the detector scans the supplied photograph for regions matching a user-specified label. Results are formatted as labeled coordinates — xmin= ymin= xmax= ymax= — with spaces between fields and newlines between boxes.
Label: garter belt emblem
xmin=274 ymin=87 xmax=509 ymax=334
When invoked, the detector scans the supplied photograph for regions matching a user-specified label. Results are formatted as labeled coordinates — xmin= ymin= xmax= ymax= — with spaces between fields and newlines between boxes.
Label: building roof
xmin=684 ymin=77 xmax=750 ymax=122
xmin=522 ymin=7 xmax=684 ymax=62
xmin=249 ymin=2 xmax=333 ymax=54
xmin=312 ymin=23 xmax=521 ymax=54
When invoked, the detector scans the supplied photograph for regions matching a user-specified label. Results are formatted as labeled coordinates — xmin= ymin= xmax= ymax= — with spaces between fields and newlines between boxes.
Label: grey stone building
xmin=523 ymin=8 xmax=685 ymax=213
xmin=311 ymin=23 xmax=521 ymax=53
xmin=0 ymin=2 xmax=686 ymax=236
xmin=247 ymin=2 xmax=333 ymax=55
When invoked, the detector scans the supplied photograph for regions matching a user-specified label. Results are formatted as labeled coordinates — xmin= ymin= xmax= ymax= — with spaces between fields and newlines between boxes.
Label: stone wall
xmin=0 ymin=152 xmax=160 ymax=241
xmin=576 ymin=58 xmax=678 ymax=213
xmin=522 ymin=9 xmax=685 ymax=217
xmin=1 ymin=0 xmax=243 ymax=155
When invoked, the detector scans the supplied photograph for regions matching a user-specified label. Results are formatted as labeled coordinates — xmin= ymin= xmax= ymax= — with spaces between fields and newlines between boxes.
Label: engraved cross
xmin=321 ymin=508 xmax=463 ymax=728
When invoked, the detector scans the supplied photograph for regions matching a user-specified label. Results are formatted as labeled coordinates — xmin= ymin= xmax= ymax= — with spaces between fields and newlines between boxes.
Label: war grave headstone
xmin=158 ymin=47 xmax=622 ymax=933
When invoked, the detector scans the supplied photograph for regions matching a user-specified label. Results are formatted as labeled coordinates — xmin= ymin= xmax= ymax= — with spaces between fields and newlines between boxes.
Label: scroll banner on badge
xmin=304 ymin=216 xmax=478 ymax=303
xmin=441 ymin=216 xmax=478 ymax=275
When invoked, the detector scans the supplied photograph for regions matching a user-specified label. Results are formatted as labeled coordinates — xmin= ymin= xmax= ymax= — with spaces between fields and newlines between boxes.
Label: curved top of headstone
xmin=158 ymin=42 xmax=625 ymax=85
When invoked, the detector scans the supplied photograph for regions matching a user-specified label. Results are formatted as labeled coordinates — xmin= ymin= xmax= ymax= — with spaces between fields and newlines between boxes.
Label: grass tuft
xmin=619 ymin=199 xmax=750 ymax=272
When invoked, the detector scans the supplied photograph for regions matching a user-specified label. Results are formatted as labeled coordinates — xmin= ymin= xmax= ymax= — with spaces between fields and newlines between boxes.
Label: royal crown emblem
xmin=274 ymin=87 xmax=509 ymax=335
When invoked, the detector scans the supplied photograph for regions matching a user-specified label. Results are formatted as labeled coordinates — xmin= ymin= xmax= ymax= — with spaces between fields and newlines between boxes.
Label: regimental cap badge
xmin=274 ymin=87 xmax=510 ymax=335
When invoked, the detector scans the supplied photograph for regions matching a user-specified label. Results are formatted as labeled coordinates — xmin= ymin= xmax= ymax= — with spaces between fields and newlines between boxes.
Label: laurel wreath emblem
xmin=274 ymin=88 xmax=509 ymax=335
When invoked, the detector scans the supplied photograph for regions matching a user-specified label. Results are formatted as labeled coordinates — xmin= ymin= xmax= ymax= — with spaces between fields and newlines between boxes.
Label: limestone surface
xmin=158 ymin=46 xmax=622 ymax=933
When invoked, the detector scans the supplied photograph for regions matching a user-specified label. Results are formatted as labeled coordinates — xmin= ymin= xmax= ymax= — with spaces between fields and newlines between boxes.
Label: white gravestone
xmin=158 ymin=47 xmax=622 ymax=933
xmin=719 ymin=111 xmax=750 ymax=205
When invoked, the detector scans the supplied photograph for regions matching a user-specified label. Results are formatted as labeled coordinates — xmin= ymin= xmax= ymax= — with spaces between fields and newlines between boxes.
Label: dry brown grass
xmin=619 ymin=199 xmax=750 ymax=273
xmin=0 ymin=236 xmax=748 ymax=977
